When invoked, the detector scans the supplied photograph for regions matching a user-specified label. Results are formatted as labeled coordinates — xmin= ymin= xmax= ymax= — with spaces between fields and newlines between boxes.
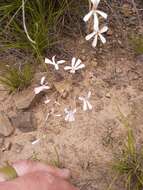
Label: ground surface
xmin=0 ymin=35 xmax=143 ymax=190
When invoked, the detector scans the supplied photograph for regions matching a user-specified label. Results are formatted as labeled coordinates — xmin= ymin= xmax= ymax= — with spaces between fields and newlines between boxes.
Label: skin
xmin=0 ymin=160 xmax=79 ymax=190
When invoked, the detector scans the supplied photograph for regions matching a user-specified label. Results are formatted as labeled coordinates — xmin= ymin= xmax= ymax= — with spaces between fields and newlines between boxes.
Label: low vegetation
xmin=0 ymin=0 xmax=87 ymax=62
xmin=111 ymin=107 xmax=143 ymax=190
xmin=0 ymin=64 xmax=33 ymax=92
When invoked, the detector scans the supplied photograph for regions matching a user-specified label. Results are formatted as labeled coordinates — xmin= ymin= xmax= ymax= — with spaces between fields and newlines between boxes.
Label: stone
xmin=0 ymin=111 xmax=14 ymax=137
xmin=14 ymin=90 xmax=43 ymax=110
xmin=11 ymin=111 xmax=37 ymax=133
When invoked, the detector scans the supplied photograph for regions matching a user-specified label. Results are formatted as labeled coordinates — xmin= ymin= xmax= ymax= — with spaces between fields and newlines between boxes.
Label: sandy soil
xmin=0 ymin=39 xmax=143 ymax=190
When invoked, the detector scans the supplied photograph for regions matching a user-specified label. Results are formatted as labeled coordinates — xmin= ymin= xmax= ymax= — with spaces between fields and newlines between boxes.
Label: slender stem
xmin=22 ymin=0 xmax=36 ymax=44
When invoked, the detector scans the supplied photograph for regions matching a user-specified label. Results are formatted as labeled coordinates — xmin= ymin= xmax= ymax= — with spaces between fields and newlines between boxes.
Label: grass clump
xmin=0 ymin=64 xmax=33 ymax=92
xmin=111 ymin=107 xmax=143 ymax=190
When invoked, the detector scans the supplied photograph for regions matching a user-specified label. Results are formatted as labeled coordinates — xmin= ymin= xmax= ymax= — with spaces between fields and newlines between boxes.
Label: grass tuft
xmin=0 ymin=64 xmax=33 ymax=92
xmin=111 ymin=106 xmax=143 ymax=190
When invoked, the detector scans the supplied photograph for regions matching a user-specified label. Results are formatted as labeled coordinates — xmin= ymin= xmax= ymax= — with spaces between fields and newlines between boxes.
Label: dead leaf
xmin=53 ymin=80 xmax=72 ymax=99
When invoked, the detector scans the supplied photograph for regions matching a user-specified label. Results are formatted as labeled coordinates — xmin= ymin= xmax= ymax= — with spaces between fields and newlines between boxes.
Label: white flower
xmin=64 ymin=57 xmax=85 ymax=74
xmin=34 ymin=76 xmax=50 ymax=94
xmin=83 ymin=0 xmax=107 ymax=31
xmin=79 ymin=91 xmax=92 ymax=111
xmin=64 ymin=108 xmax=76 ymax=122
xmin=85 ymin=26 xmax=108 ymax=47
xmin=45 ymin=55 xmax=66 ymax=70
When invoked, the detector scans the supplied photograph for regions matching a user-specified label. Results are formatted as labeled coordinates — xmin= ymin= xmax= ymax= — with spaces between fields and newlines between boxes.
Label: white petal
xmin=75 ymin=64 xmax=85 ymax=70
xmin=93 ymin=13 xmax=99 ymax=31
xmin=52 ymin=55 xmax=56 ymax=64
xmin=94 ymin=0 xmax=100 ymax=7
xmin=40 ymin=76 xmax=45 ymax=85
xmin=32 ymin=139 xmax=41 ymax=145
xmin=83 ymin=11 xmax=93 ymax=22
xmin=87 ymin=101 xmax=93 ymax=110
xmin=92 ymin=34 xmax=98 ymax=47
xmin=45 ymin=58 xmax=53 ymax=64
xmin=79 ymin=97 xmax=84 ymax=101
xmin=99 ymin=34 xmax=106 ymax=44
xmin=73 ymin=109 xmax=76 ymax=113
xmin=75 ymin=59 xmax=82 ymax=68
xmin=64 ymin=66 xmax=72 ymax=71
xmin=83 ymin=100 xmax=88 ymax=111
xmin=68 ymin=114 xmax=75 ymax=122
xmin=100 ymin=26 xmax=108 ymax=34
xmin=55 ymin=64 xmax=59 ymax=70
xmin=85 ymin=31 xmax=96 ymax=41
xmin=43 ymin=85 xmax=50 ymax=90
xmin=57 ymin=60 xmax=66 ymax=64
xmin=44 ymin=98 xmax=51 ymax=104
xmin=34 ymin=86 xmax=49 ymax=94
xmin=71 ymin=57 xmax=76 ymax=67
xmin=96 ymin=10 xmax=108 ymax=19
xmin=64 ymin=108 xmax=68 ymax=114
xmin=70 ymin=69 xmax=76 ymax=74
xmin=87 ymin=91 xmax=91 ymax=98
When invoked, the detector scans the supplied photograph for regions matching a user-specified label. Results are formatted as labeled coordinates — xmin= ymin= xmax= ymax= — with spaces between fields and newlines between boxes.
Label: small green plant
xmin=0 ymin=64 xmax=33 ymax=92
xmin=130 ymin=35 xmax=143 ymax=55
xmin=111 ymin=106 xmax=143 ymax=190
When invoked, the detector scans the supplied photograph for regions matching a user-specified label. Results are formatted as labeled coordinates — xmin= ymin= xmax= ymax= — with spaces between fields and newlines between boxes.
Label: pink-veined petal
xmin=64 ymin=66 xmax=72 ymax=71
xmin=71 ymin=57 xmax=76 ymax=67
xmin=45 ymin=58 xmax=53 ymax=64
xmin=99 ymin=34 xmax=106 ymax=44
xmin=40 ymin=76 xmax=45 ymax=85
xmin=93 ymin=13 xmax=99 ymax=31
xmin=96 ymin=10 xmax=108 ymax=19
xmin=100 ymin=26 xmax=108 ymax=34
xmin=83 ymin=11 xmax=93 ymax=22
xmin=75 ymin=64 xmax=85 ymax=70
xmin=92 ymin=34 xmax=98 ymax=47
xmin=75 ymin=59 xmax=82 ymax=68
xmin=85 ymin=31 xmax=96 ymax=41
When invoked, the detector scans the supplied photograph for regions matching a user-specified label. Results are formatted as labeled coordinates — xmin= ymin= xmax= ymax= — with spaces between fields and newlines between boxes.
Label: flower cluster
xmin=83 ymin=0 xmax=108 ymax=48
xmin=45 ymin=56 xmax=85 ymax=73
